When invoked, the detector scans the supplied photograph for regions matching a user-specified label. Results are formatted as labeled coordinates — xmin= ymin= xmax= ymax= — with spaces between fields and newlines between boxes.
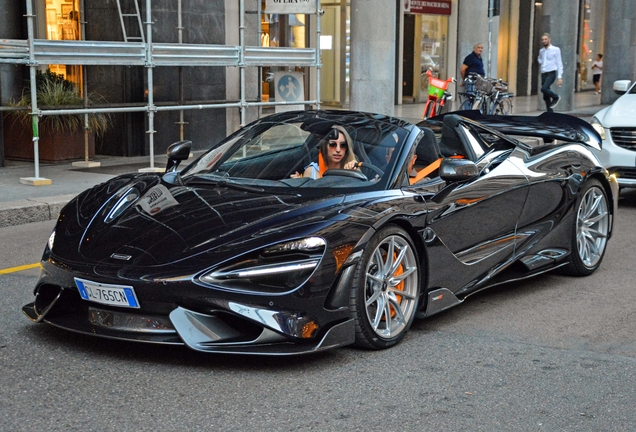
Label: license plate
xmin=75 ymin=278 xmax=140 ymax=308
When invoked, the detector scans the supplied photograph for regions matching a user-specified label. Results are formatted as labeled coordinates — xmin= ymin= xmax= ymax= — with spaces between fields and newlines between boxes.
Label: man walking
xmin=538 ymin=33 xmax=563 ymax=113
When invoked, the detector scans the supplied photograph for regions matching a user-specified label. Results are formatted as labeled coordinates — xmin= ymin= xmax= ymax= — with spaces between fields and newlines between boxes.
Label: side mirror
xmin=166 ymin=140 xmax=192 ymax=173
xmin=613 ymin=80 xmax=631 ymax=95
xmin=439 ymin=158 xmax=479 ymax=183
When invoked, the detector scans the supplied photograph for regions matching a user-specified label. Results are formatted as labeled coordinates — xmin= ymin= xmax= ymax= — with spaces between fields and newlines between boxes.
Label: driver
xmin=292 ymin=125 xmax=358 ymax=179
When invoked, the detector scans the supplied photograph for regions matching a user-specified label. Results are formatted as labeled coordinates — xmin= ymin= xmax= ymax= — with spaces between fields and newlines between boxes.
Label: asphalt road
xmin=2 ymin=190 xmax=635 ymax=431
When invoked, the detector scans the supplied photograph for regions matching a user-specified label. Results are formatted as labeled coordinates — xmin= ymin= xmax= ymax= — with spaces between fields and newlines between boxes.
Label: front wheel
xmin=560 ymin=179 xmax=610 ymax=276
xmin=350 ymin=226 xmax=420 ymax=349
xmin=422 ymin=100 xmax=437 ymax=119
xmin=493 ymin=98 xmax=513 ymax=115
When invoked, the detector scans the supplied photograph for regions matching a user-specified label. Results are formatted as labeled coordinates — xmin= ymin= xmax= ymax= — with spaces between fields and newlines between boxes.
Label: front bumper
xmin=22 ymin=261 xmax=356 ymax=355
xmin=23 ymin=298 xmax=354 ymax=355
xmin=597 ymin=136 xmax=636 ymax=187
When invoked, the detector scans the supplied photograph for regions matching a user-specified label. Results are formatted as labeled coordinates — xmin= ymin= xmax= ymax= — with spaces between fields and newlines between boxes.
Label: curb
xmin=0 ymin=194 xmax=76 ymax=228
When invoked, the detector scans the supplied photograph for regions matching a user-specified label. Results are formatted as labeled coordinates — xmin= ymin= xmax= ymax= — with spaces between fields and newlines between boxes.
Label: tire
xmin=559 ymin=179 xmax=610 ymax=276
xmin=423 ymin=101 xmax=437 ymax=119
xmin=494 ymin=98 xmax=512 ymax=115
xmin=349 ymin=225 xmax=420 ymax=349
xmin=476 ymin=97 xmax=488 ymax=115
xmin=460 ymin=94 xmax=473 ymax=111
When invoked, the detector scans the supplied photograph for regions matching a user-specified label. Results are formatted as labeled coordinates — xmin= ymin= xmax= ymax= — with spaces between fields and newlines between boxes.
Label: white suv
xmin=591 ymin=80 xmax=636 ymax=189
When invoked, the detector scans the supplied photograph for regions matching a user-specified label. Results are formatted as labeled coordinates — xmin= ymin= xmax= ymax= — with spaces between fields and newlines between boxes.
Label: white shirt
xmin=538 ymin=45 xmax=564 ymax=79
xmin=592 ymin=60 xmax=603 ymax=75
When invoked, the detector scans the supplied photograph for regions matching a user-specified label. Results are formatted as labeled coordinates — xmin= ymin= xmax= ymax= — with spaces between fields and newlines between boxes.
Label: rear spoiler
xmin=419 ymin=110 xmax=602 ymax=151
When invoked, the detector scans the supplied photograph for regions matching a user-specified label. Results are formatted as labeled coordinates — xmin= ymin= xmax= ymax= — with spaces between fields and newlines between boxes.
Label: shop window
xmin=44 ymin=0 xmax=82 ymax=88
xmin=417 ymin=14 xmax=449 ymax=102
xmin=260 ymin=11 xmax=308 ymax=102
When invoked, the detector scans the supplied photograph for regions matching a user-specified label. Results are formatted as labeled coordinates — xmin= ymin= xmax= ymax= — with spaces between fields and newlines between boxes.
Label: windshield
xmin=181 ymin=111 xmax=413 ymax=191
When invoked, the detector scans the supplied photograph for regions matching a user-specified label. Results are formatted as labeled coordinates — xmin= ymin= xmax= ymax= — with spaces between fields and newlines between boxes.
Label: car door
xmin=422 ymin=121 xmax=529 ymax=295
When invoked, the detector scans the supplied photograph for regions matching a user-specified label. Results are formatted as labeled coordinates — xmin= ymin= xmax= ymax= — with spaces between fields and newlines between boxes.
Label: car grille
xmin=614 ymin=168 xmax=636 ymax=180
xmin=610 ymin=128 xmax=636 ymax=150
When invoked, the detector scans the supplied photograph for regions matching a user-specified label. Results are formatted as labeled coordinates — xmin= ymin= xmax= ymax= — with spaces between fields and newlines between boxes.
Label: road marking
xmin=0 ymin=263 xmax=41 ymax=275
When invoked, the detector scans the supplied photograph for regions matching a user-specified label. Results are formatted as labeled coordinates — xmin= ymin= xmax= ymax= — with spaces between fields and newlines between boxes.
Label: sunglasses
xmin=328 ymin=141 xmax=348 ymax=149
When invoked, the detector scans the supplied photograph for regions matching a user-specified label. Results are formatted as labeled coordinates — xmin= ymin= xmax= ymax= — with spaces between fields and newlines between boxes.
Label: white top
xmin=538 ymin=45 xmax=564 ymax=79
xmin=592 ymin=60 xmax=603 ymax=75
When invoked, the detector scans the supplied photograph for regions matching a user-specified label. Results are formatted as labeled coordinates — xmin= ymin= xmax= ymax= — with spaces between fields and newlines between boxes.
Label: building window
xmin=260 ymin=13 xmax=307 ymax=102
xmin=44 ymin=0 xmax=82 ymax=87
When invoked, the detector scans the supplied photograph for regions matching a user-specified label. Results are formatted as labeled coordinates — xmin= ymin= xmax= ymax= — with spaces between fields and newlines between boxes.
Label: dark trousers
xmin=540 ymin=70 xmax=558 ymax=112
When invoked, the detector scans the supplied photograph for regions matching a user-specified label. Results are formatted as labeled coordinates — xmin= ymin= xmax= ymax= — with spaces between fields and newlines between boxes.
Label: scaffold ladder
xmin=116 ymin=0 xmax=145 ymax=43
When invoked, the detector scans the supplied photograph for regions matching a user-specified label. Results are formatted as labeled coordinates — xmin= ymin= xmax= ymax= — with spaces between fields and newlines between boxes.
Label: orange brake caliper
xmin=381 ymin=252 xmax=404 ymax=320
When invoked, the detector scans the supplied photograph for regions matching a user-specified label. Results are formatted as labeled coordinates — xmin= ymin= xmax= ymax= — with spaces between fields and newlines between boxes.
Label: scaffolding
xmin=0 ymin=0 xmax=322 ymax=181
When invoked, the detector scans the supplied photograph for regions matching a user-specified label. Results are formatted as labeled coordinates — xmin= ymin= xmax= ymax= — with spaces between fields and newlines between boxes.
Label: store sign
xmin=274 ymin=72 xmax=305 ymax=113
xmin=265 ymin=0 xmax=317 ymax=14
xmin=405 ymin=0 xmax=452 ymax=15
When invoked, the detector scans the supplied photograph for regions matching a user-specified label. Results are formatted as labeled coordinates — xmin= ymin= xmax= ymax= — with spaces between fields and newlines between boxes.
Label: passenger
xmin=292 ymin=125 xmax=358 ymax=178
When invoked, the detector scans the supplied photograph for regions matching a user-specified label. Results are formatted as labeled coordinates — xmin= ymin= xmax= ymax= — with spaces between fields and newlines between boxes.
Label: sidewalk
xmin=0 ymin=93 xmax=609 ymax=228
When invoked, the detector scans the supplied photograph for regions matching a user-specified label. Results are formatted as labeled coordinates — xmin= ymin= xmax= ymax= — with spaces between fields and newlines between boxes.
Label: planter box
xmin=3 ymin=116 xmax=95 ymax=163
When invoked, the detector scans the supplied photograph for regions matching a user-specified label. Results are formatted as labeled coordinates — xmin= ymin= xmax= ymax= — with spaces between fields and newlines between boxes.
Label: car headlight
xmin=590 ymin=116 xmax=606 ymax=141
xmin=42 ymin=229 xmax=56 ymax=261
xmin=198 ymin=237 xmax=326 ymax=294
xmin=48 ymin=229 xmax=56 ymax=251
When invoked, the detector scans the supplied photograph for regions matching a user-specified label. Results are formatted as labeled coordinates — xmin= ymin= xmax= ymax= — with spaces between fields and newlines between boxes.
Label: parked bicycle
xmin=422 ymin=69 xmax=456 ymax=119
xmin=458 ymin=72 xmax=482 ymax=111
xmin=458 ymin=73 xmax=514 ymax=115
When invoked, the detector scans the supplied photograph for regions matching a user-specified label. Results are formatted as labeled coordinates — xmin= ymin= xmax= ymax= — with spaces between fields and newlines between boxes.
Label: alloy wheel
xmin=363 ymin=234 xmax=418 ymax=340
xmin=576 ymin=185 xmax=609 ymax=268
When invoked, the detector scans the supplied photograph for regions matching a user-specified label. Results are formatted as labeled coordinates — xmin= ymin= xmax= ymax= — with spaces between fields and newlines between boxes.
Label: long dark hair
xmin=319 ymin=125 xmax=357 ymax=169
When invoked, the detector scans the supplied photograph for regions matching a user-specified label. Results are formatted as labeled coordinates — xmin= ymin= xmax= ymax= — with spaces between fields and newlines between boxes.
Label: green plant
xmin=10 ymin=69 xmax=111 ymax=137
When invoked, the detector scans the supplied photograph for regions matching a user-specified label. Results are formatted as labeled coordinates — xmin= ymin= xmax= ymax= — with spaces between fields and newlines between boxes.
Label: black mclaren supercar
xmin=23 ymin=110 xmax=618 ymax=355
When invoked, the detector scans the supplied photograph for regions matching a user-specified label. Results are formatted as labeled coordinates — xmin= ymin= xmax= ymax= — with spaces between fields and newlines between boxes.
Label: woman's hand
xmin=344 ymin=161 xmax=358 ymax=170
xmin=290 ymin=171 xmax=301 ymax=178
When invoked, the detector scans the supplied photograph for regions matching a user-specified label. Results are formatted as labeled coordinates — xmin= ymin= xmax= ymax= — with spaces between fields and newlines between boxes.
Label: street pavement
xmin=0 ymin=98 xmax=608 ymax=228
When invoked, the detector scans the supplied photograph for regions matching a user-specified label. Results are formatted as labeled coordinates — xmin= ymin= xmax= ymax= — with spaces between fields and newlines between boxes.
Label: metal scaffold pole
xmin=139 ymin=0 xmax=161 ymax=172
xmin=239 ymin=0 xmax=246 ymax=127
xmin=20 ymin=0 xmax=51 ymax=186
xmin=72 ymin=0 xmax=100 ymax=168
xmin=316 ymin=0 xmax=321 ymax=110
xmin=177 ymin=0 xmax=186 ymax=141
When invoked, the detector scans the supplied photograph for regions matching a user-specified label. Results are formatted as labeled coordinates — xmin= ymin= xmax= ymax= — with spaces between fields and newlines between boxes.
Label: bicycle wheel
xmin=459 ymin=93 xmax=473 ymax=111
xmin=423 ymin=100 xmax=437 ymax=119
xmin=493 ymin=97 xmax=513 ymax=115
xmin=501 ymin=97 xmax=513 ymax=115
xmin=477 ymin=96 xmax=490 ymax=115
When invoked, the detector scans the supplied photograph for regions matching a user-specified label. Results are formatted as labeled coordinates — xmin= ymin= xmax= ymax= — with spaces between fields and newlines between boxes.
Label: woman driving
xmin=293 ymin=125 xmax=358 ymax=179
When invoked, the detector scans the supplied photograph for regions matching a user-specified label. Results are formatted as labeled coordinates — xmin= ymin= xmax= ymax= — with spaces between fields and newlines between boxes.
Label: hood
xmin=54 ymin=174 xmax=346 ymax=266
xmin=595 ymin=93 xmax=636 ymax=128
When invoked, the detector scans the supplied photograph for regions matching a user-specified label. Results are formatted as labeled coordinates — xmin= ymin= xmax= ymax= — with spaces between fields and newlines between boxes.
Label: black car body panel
xmin=422 ymin=111 xmax=602 ymax=151
xmin=23 ymin=110 xmax=618 ymax=355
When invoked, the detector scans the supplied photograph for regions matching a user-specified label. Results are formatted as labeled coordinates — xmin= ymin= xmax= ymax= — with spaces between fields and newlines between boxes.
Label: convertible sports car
xmin=23 ymin=110 xmax=618 ymax=355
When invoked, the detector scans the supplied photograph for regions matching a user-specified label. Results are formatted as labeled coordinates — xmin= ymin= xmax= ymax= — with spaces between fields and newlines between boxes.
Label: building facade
xmin=1 ymin=0 xmax=635 ymax=166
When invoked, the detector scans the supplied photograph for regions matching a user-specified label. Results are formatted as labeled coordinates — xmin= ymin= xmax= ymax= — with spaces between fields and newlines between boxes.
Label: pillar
xmin=601 ymin=0 xmax=636 ymax=105
xmin=349 ymin=0 xmax=396 ymax=116
xmin=456 ymin=0 xmax=490 ymax=78
xmin=538 ymin=0 xmax=578 ymax=112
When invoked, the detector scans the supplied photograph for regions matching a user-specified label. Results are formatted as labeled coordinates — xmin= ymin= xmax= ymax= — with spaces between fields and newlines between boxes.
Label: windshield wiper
xmin=185 ymin=175 xmax=265 ymax=193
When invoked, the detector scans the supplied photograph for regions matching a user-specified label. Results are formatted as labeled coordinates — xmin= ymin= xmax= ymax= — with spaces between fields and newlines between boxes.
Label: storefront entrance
xmin=402 ymin=3 xmax=450 ymax=103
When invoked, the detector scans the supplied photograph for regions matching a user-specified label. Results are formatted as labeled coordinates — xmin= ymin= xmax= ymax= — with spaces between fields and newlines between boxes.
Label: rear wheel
xmin=560 ymin=179 xmax=610 ymax=276
xmin=350 ymin=226 xmax=420 ymax=349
